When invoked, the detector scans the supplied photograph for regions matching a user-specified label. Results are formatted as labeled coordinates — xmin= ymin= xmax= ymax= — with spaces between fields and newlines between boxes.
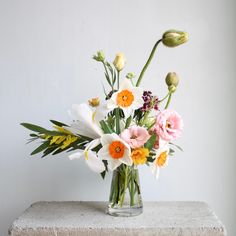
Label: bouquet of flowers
xmin=21 ymin=29 xmax=188 ymax=216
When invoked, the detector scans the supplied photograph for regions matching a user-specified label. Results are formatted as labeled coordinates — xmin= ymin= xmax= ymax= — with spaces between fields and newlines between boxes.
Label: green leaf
xmin=21 ymin=123 xmax=48 ymax=133
xmin=100 ymin=160 xmax=108 ymax=179
xmin=147 ymin=156 xmax=155 ymax=162
xmin=52 ymin=146 xmax=70 ymax=155
xmin=30 ymin=141 xmax=50 ymax=155
xmin=169 ymin=148 xmax=175 ymax=156
xmin=100 ymin=120 xmax=113 ymax=134
xmin=125 ymin=116 xmax=132 ymax=129
xmin=100 ymin=170 xmax=106 ymax=179
xmin=41 ymin=146 xmax=58 ymax=158
xmin=50 ymin=120 xmax=68 ymax=127
xmin=105 ymin=72 xmax=112 ymax=87
xmin=21 ymin=123 xmax=65 ymax=136
xmin=144 ymin=134 xmax=156 ymax=151
xmin=26 ymin=137 xmax=39 ymax=144
xmin=169 ymin=142 xmax=183 ymax=152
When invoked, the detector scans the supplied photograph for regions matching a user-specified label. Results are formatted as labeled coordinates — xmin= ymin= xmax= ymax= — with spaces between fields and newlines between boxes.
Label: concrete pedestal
xmin=9 ymin=201 xmax=226 ymax=236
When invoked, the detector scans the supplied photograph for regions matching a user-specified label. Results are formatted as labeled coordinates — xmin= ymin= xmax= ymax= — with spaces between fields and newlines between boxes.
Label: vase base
xmin=107 ymin=204 xmax=143 ymax=217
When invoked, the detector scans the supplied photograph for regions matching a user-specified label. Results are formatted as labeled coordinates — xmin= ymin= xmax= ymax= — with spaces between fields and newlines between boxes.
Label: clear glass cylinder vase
xmin=107 ymin=164 xmax=143 ymax=217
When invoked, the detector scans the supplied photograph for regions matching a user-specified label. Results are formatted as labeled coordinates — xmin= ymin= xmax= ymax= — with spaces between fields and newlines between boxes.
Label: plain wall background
xmin=0 ymin=0 xmax=236 ymax=235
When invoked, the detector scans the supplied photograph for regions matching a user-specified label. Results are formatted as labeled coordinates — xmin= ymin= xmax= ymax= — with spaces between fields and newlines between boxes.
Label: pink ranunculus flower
xmin=120 ymin=125 xmax=150 ymax=149
xmin=154 ymin=110 xmax=183 ymax=141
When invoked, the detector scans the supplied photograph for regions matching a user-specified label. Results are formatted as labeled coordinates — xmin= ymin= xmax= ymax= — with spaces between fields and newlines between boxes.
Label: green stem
xmin=165 ymin=93 xmax=172 ymax=109
xmin=111 ymin=173 xmax=118 ymax=207
xmin=103 ymin=61 xmax=113 ymax=91
xmin=115 ymin=108 xmax=121 ymax=134
xmin=136 ymin=39 xmax=162 ymax=87
xmin=141 ymin=111 xmax=150 ymax=125
xmin=117 ymin=71 xmax=120 ymax=90
xmin=130 ymin=168 xmax=135 ymax=206
xmin=159 ymin=92 xmax=171 ymax=103
xmin=120 ymin=165 xmax=129 ymax=206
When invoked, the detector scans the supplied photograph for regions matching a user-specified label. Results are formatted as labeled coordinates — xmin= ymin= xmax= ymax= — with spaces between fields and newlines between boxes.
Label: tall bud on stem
xmin=162 ymin=30 xmax=188 ymax=47
xmin=136 ymin=29 xmax=188 ymax=87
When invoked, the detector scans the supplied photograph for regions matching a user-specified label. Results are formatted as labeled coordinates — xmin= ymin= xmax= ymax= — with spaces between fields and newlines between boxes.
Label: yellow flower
xmin=131 ymin=148 xmax=149 ymax=165
xmin=61 ymin=135 xmax=78 ymax=149
xmin=113 ymin=53 xmax=126 ymax=71
xmin=88 ymin=97 xmax=100 ymax=107
xmin=54 ymin=125 xmax=72 ymax=135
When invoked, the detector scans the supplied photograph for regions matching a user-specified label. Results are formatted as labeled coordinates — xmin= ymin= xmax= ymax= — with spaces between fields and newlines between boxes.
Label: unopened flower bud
xmin=93 ymin=51 xmax=105 ymax=62
xmin=113 ymin=53 xmax=126 ymax=71
xmin=88 ymin=97 xmax=100 ymax=107
xmin=126 ymin=72 xmax=135 ymax=79
xmin=168 ymin=85 xmax=177 ymax=93
xmin=162 ymin=30 xmax=188 ymax=47
xmin=165 ymin=72 xmax=179 ymax=87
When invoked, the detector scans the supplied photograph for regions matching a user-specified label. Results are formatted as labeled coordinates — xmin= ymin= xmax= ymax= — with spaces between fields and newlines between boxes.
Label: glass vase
xmin=107 ymin=164 xmax=143 ymax=217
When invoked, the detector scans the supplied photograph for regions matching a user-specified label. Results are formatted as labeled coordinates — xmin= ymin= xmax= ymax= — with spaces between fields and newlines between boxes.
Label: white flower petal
xmin=68 ymin=151 xmax=83 ymax=160
xmin=66 ymin=103 xmax=103 ymax=139
xmin=120 ymin=148 xmax=132 ymax=166
xmin=107 ymin=93 xmax=118 ymax=110
xmin=107 ymin=158 xmax=122 ymax=171
xmin=85 ymin=150 xmax=105 ymax=173
xmin=100 ymin=133 xmax=119 ymax=146
xmin=122 ymin=106 xmax=133 ymax=118
xmin=119 ymin=78 xmax=134 ymax=90
xmin=97 ymin=144 xmax=110 ymax=160
xmin=95 ymin=101 xmax=113 ymax=121
xmin=86 ymin=138 xmax=100 ymax=150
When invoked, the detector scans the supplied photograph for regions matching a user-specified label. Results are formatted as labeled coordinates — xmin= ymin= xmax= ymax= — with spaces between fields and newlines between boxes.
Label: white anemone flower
xmin=98 ymin=133 xmax=133 ymax=171
xmin=150 ymin=142 xmax=170 ymax=179
xmin=107 ymin=79 xmax=143 ymax=117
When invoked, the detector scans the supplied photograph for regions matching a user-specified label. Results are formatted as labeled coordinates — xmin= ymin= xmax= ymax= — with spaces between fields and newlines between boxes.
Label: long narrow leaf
xmin=100 ymin=120 xmax=112 ymax=134
xmin=41 ymin=146 xmax=58 ymax=158
xmin=31 ymin=141 xmax=50 ymax=155
xmin=21 ymin=123 xmax=65 ymax=136
xmin=50 ymin=120 xmax=68 ymax=127
xmin=169 ymin=142 xmax=183 ymax=152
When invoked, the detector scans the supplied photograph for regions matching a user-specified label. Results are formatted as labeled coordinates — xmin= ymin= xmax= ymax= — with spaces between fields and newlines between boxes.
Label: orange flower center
xmin=109 ymin=141 xmax=125 ymax=159
xmin=116 ymin=90 xmax=134 ymax=107
xmin=131 ymin=148 xmax=149 ymax=165
xmin=156 ymin=151 xmax=168 ymax=167
xmin=166 ymin=121 xmax=172 ymax=128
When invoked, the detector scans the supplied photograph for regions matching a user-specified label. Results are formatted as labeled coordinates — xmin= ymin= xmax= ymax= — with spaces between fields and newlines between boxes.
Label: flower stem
xmin=102 ymin=61 xmax=113 ymax=91
xmin=136 ymin=39 xmax=162 ymax=87
xmin=165 ymin=93 xmax=172 ymax=109
xmin=120 ymin=165 xmax=129 ymax=206
xmin=159 ymin=92 xmax=171 ymax=103
xmin=117 ymin=71 xmax=120 ymax=90
xmin=139 ymin=110 xmax=150 ymax=126
xmin=130 ymin=168 xmax=135 ymax=206
xmin=115 ymin=108 xmax=121 ymax=134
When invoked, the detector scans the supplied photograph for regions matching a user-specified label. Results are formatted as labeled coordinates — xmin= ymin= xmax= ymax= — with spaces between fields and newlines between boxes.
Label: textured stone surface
xmin=9 ymin=201 xmax=226 ymax=236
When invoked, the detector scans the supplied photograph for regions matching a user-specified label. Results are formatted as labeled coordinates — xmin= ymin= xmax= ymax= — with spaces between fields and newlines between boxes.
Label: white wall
xmin=0 ymin=0 xmax=235 ymax=235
